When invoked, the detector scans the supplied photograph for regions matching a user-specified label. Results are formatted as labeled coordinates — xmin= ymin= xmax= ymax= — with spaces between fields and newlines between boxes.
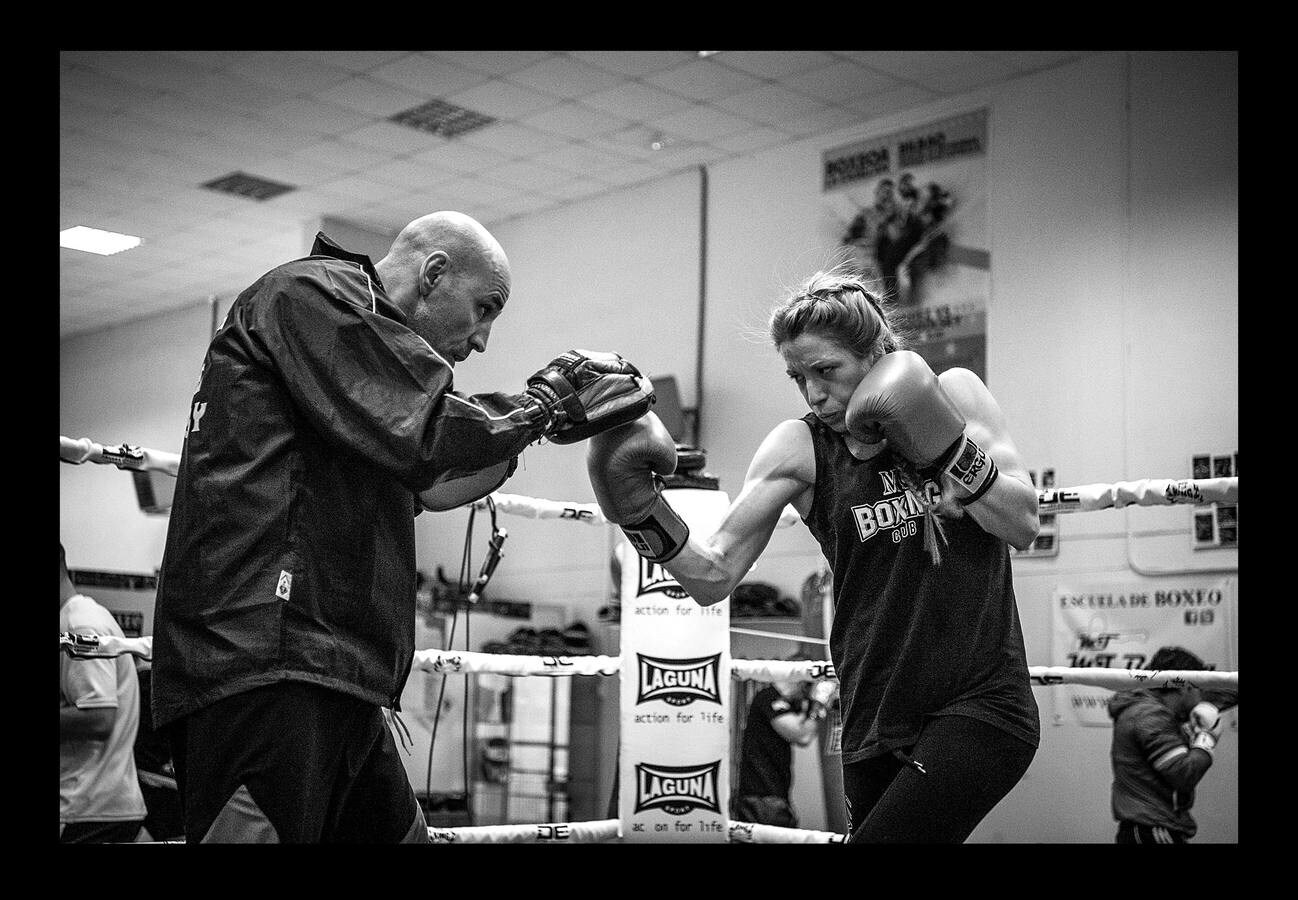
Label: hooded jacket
xmin=1108 ymin=687 xmax=1214 ymax=836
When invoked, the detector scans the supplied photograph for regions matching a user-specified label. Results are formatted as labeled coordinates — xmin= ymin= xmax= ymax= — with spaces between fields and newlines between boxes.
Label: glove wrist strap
xmin=622 ymin=496 xmax=689 ymax=564
xmin=1190 ymin=730 xmax=1217 ymax=757
xmin=939 ymin=432 xmax=999 ymax=505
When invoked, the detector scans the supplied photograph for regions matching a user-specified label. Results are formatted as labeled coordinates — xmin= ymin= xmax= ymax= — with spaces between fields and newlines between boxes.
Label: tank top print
xmin=799 ymin=414 xmax=1040 ymax=763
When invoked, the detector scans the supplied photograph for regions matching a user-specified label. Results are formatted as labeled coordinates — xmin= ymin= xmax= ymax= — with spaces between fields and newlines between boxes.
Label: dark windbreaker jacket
xmin=151 ymin=234 xmax=545 ymax=727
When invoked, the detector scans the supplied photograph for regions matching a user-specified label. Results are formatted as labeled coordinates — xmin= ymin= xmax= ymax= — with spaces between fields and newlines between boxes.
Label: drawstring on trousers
xmin=892 ymin=747 xmax=927 ymax=775
xmin=385 ymin=708 xmax=414 ymax=755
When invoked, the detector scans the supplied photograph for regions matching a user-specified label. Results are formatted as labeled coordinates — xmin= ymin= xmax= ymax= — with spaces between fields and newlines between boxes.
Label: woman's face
xmin=779 ymin=332 xmax=874 ymax=433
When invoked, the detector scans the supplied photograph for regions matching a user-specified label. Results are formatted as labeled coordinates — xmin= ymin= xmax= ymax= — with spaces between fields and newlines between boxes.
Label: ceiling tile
xmin=643 ymin=58 xmax=764 ymax=101
xmin=978 ymin=50 xmax=1089 ymax=71
xmin=295 ymin=139 xmax=396 ymax=174
xmin=504 ymin=55 xmax=626 ymax=99
xmin=407 ymin=140 xmax=515 ymax=174
xmin=61 ymin=65 xmax=167 ymax=111
xmin=445 ymin=78 xmax=565 ymax=120
xmin=228 ymin=53 xmax=357 ymax=93
xmin=647 ymin=103 xmax=754 ymax=141
xmin=188 ymin=70 xmax=296 ymax=114
xmin=783 ymin=60 xmax=903 ymax=105
xmin=313 ymin=175 xmax=407 ymax=203
xmin=282 ymin=50 xmax=412 ymax=73
xmin=477 ymin=159 xmax=575 ymax=191
xmin=841 ymin=84 xmax=941 ymax=119
xmin=128 ymin=92 xmax=245 ymax=136
xmin=368 ymin=53 xmax=492 ymax=97
xmin=577 ymin=81 xmax=695 ymax=120
xmin=841 ymin=50 xmax=986 ymax=80
xmin=534 ymin=175 xmax=612 ymax=202
xmin=456 ymin=122 xmax=570 ymax=157
xmin=340 ymin=120 xmax=447 ymax=154
xmin=528 ymin=141 xmax=640 ymax=176
xmin=158 ymin=50 xmax=268 ymax=71
xmin=518 ymin=101 xmax=631 ymax=140
xmin=428 ymin=50 xmax=555 ymax=76
xmin=593 ymin=160 xmax=675 ymax=187
xmin=365 ymin=157 xmax=463 ymax=190
xmin=233 ymin=154 xmax=348 ymax=190
xmin=912 ymin=57 xmax=1021 ymax=93
xmin=711 ymin=125 xmax=794 ymax=153
xmin=315 ymin=75 xmax=427 ymax=117
xmin=257 ymin=98 xmax=375 ymax=136
xmin=714 ymin=84 xmax=832 ymax=125
xmin=433 ymin=176 xmax=525 ymax=207
xmin=779 ymin=105 xmax=865 ymax=137
xmin=63 ymin=51 xmax=215 ymax=95
xmin=569 ymin=50 xmax=697 ymax=77
xmin=715 ymin=50 xmax=837 ymax=79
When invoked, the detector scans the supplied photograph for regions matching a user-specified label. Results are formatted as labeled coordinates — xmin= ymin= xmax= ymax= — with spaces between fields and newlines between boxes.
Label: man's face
xmin=417 ymin=252 xmax=511 ymax=366
xmin=779 ymin=332 xmax=873 ymax=433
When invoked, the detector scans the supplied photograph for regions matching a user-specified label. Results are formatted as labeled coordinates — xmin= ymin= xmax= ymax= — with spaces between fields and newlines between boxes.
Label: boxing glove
xmin=1188 ymin=701 xmax=1224 ymax=757
xmin=845 ymin=350 xmax=999 ymax=504
xmin=526 ymin=350 xmax=655 ymax=444
xmin=587 ymin=412 xmax=689 ymax=563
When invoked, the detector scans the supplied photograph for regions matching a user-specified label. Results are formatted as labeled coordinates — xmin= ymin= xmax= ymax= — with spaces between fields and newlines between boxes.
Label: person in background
xmin=1108 ymin=645 xmax=1234 ymax=844
xmin=733 ymin=671 xmax=837 ymax=828
xmin=60 ymin=544 xmax=148 ymax=842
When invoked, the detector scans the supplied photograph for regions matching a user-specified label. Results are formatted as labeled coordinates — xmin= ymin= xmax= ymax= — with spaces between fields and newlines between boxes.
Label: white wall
xmin=59 ymin=50 xmax=1237 ymax=842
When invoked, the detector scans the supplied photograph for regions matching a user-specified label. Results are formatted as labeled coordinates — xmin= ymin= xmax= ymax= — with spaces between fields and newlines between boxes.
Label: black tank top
xmin=799 ymin=414 xmax=1040 ymax=763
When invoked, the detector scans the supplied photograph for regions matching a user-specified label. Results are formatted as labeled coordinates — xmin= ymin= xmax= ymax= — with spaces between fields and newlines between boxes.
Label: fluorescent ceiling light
xmin=60 ymin=226 xmax=143 ymax=255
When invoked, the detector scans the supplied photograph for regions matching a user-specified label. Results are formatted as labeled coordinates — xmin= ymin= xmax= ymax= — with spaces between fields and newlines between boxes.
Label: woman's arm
xmin=936 ymin=368 xmax=1039 ymax=550
xmin=663 ymin=419 xmax=816 ymax=606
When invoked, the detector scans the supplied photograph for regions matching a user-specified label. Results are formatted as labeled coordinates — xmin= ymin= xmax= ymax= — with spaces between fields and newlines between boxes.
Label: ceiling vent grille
xmin=201 ymin=172 xmax=297 ymax=201
xmin=390 ymin=99 xmax=496 ymax=138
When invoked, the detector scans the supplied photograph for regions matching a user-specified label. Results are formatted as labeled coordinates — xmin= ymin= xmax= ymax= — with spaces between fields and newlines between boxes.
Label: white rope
xmin=411 ymin=648 xmax=621 ymax=677
xmin=60 ymin=637 xmax=1239 ymax=694
xmin=1029 ymin=666 xmax=1238 ymax=691
xmin=423 ymin=818 xmax=844 ymax=843
xmin=57 ymin=436 xmax=1237 ymax=521
xmin=728 ymin=820 xmax=845 ymax=843
xmin=60 ymin=435 xmax=180 ymax=476
xmin=1038 ymin=477 xmax=1236 ymax=513
xmin=428 ymin=819 xmax=620 ymax=844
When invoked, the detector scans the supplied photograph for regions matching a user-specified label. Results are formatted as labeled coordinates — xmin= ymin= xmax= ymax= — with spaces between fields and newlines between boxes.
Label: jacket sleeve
xmin=1134 ymin=704 xmax=1214 ymax=792
xmin=249 ymin=263 xmax=546 ymax=490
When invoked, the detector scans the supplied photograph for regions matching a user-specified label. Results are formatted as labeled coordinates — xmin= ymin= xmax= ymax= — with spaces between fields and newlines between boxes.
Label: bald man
xmin=152 ymin=212 xmax=653 ymax=843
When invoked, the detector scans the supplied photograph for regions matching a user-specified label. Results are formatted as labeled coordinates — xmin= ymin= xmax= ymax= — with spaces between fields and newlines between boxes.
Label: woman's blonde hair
xmin=768 ymin=269 xmax=906 ymax=361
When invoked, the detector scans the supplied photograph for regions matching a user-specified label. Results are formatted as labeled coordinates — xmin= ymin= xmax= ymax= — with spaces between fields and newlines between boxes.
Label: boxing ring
xmin=60 ymin=434 xmax=1239 ymax=843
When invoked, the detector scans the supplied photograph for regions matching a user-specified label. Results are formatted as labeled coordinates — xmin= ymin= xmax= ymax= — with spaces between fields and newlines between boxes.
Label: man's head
xmin=1149 ymin=645 xmax=1209 ymax=718
xmin=375 ymin=211 xmax=511 ymax=366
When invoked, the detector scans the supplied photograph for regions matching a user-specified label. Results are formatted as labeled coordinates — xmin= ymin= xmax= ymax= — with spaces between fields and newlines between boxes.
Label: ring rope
xmin=59 ymin=434 xmax=1237 ymax=521
xmin=424 ymin=817 xmax=844 ymax=843
xmin=61 ymin=634 xmax=1238 ymax=693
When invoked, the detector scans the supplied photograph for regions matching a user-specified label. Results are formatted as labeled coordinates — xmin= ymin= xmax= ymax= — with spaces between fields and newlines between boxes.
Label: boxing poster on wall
xmin=821 ymin=109 xmax=989 ymax=381
xmin=1050 ymin=579 xmax=1236 ymax=727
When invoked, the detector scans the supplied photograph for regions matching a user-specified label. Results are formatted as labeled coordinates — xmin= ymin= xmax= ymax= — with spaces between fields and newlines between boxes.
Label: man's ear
xmin=420 ymin=251 xmax=450 ymax=297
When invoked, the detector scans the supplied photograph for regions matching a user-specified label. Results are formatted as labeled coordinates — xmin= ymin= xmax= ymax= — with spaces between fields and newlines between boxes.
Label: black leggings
xmin=842 ymin=714 xmax=1035 ymax=843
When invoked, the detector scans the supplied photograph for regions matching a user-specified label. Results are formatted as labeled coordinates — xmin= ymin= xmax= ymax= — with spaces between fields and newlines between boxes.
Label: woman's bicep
xmin=702 ymin=421 xmax=814 ymax=574
xmin=941 ymin=369 xmax=1032 ymax=487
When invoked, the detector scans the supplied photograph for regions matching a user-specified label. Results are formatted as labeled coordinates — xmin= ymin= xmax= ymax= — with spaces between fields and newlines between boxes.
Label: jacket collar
xmin=310 ymin=232 xmax=384 ymax=290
